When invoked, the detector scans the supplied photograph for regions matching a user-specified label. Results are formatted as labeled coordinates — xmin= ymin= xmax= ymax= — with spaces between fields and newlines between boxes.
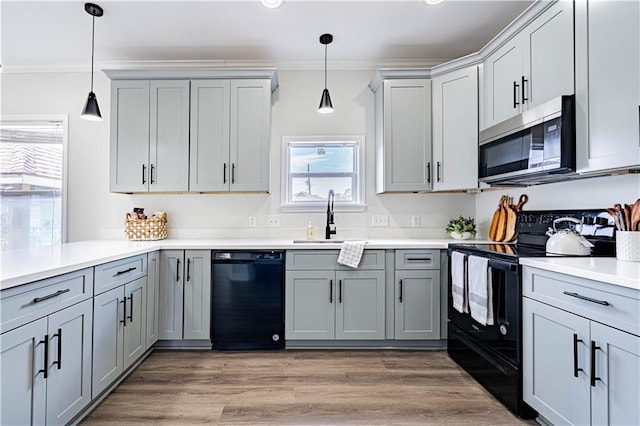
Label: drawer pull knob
xmin=406 ymin=257 xmax=430 ymax=261
xmin=563 ymin=291 xmax=610 ymax=306
xmin=33 ymin=289 xmax=70 ymax=304
xmin=113 ymin=267 xmax=136 ymax=277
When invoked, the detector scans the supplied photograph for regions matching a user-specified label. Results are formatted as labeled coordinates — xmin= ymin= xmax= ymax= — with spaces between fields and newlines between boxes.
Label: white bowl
xmin=450 ymin=231 xmax=472 ymax=240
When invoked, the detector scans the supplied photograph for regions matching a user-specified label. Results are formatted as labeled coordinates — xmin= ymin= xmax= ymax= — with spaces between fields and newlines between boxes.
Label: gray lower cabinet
xmin=523 ymin=266 xmax=640 ymax=425
xmin=158 ymin=249 xmax=211 ymax=340
xmin=1 ymin=269 xmax=93 ymax=426
xmin=394 ymin=250 xmax=441 ymax=340
xmin=92 ymin=277 xmax=147 ymax=397
xmin=146 ymin=251 xmax=160 ymax=349
xmin=285 ymin=250 xmax=385 ymax=340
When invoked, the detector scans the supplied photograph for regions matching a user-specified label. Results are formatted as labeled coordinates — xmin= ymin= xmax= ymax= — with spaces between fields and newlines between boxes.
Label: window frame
xmin=0 ymin=114 xmax=69 ymax=247
xmin=281 ymin=135 xmax=366 ymax=212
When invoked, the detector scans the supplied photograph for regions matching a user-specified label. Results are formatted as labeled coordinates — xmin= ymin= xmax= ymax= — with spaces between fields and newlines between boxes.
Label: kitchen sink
xmin=292 ymin=239 xmax=345 ymax=244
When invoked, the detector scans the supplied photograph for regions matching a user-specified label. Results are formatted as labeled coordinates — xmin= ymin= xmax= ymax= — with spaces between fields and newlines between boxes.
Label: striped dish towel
xmin=337 ymin=241 xmax=367 ymax=268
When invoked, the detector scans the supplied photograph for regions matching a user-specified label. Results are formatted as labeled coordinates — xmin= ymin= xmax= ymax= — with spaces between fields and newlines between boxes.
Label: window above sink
xmin=281 ymin=135 xmax=366 ymax=212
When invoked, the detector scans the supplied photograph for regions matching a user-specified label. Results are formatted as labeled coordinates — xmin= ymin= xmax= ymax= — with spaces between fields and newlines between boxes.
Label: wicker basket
xmin=124 ymin=212 xmax=167 ymax=241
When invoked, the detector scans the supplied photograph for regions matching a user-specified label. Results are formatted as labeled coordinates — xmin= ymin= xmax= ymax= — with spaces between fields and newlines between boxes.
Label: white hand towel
xmin=337 ymin=241 xmax=367 ymax=268
xmin=451 ymin=252 xmax=467 ymax=313
xmin=468 ymin=255 xmax=494 ymax=326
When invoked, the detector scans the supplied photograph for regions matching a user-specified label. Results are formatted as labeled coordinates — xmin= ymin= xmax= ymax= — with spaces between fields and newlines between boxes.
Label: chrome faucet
xmin=325 ymin=189 xmax=336 ymax=239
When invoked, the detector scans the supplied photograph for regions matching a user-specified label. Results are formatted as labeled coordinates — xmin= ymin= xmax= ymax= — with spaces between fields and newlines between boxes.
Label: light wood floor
xmin=82 ymin=350 xmax=533 ymax=425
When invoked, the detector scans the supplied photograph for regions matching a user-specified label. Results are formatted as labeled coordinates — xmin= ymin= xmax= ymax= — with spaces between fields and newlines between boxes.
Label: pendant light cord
xmin=324 ymin=44 xmax=327 ymax=89
xmin=90 ymin=15 xmax=95 ymax=92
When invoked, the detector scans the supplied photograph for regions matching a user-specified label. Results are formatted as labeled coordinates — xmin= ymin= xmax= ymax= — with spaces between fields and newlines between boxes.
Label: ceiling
xmin=1 ymin=0 xmax=534 ymax=72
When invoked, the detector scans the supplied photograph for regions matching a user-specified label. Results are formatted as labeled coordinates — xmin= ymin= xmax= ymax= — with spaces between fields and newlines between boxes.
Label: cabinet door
xmin=92 ymin=286 xmax=124 ymax=397
xmin=183 ymin=250 xmax=212 ymax=340
xmin=523 ymin=0 xmax=574 ymax=109
xmin=229 ymin=79 xmax=271 ymax=192
xmin=335 ymin=270 xmax=385 ymax=340
xmin=123 ymin=277 xmax=147 ymax=370
xmin=484 ymin=38 xmax=523 ymax=128
xmin=285 ymin=271 xmax=335 ymax=340
xmin=109 ymin=80 xmax=150 ymax=192
xmin=432 ymin=66 xmax=478 ymax=191
xmin=523 ymin=298 xmax=591 ymax=426
xmin=380 ymin=79 xmax=432 ymax=192
xmin=394 ymin=270 xmax=440 ymax=340
xmin=0 ymin=318 xmax=47 ymax=426
xmin=146 ymin=251 xmax=160 ymax=349
xmin=46 ymin=299 xmax=93 ymax=426
xmin=591 ymin=322 xmax=640 ymax=426
xmin=149 ymin=80 xmax=190 ymax=192
xmin=575 ymin=0 xmax=640 ymax=172
xmin=159 ymin=250 xmax=184 ymax=340
xmin=190 ymin=80 xmax=231 ymax=191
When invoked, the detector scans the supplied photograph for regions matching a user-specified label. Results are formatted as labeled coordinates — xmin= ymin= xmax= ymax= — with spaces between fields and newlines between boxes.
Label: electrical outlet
xmin=411 ymin=216 xmax=420 ymax=227
xmin=372 ymin=215 xmax=389 ymax=227
xmin=248 ymin=216 xmax=257 ymax=228
xmin=267 ymin=215 xmax=280 ymax=228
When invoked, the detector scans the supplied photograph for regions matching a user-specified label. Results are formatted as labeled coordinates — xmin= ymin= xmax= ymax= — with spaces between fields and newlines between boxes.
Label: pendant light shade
xmin=318 ymin=33 xmax=334 ymax=114
xmin=81 ymin=3 xmax=104 ymax=121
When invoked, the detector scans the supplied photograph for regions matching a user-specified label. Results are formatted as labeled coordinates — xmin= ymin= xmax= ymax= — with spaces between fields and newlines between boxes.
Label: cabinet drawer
xmin=94 ymin=255 xmax=147 ymax=295
xmin=286 ymin=250 xmax=385 ymax=270
xmin=1 ymin=268 xmax=94 ymax=334
xmin=523 ymin=266 xmax=640 ymax=336
xmin=395 ymin=250 xmax=440 ymax=270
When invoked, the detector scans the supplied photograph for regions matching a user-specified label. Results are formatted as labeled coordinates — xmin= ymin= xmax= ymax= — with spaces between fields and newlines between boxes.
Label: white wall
xmin=1 ymin=70 xmax=475 ymax=241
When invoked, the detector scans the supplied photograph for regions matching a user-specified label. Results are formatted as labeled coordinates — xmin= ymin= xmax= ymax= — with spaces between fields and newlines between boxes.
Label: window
xmin=282 ymin=135 xmax=365 ymax=211
xmin=0 ymin=116 xmax=67 ymax=251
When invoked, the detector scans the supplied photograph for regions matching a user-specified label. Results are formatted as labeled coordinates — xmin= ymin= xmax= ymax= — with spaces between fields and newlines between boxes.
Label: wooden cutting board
xmin=489 ymin=196 xmax=506 ymax=241
xmin=503 ymin=197 xmax=518 ymax=242
xmin=494 ymin=196 xmax=509 ymax=242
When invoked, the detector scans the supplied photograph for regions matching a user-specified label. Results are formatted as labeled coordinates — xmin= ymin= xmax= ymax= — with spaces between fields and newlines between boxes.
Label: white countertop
xmin=519 ymin=257 xmax=640 ymax=291
xmin=1 ymin=238 xmax=455 ymax=290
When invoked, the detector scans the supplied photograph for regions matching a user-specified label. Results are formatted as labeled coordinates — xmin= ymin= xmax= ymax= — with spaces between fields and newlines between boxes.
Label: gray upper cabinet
xmin=109 ymin=80 xmax=150 ymax=193
xmin=149 ymin=80 xmax=190 ymax=192
xmin=229 ymin=79 xmax=271 ymax=192
xmin=374 ymin=79 xmax=432 ymax=193
xmin=190 ymin=79 xmax=271 ymax=192
xmin=190 ymin=80 xmax=231 ymax=192
xmin=431 ymin=65 xmax=479 ymax=191
xmin=483 ymin=1 xmax=574 ymax=129
xmin=106 ymin=68 xmax=277 ymax=193
xmin=110 ymin=80 xmax=190 ymax=192
xmin=575 ymin=0 xmax=640 ymax=173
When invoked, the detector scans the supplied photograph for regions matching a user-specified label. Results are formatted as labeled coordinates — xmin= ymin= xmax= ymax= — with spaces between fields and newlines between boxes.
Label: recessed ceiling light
xmin=261 ymin=0 xmax=282 ymax=8
xmin=424 ymin=0 xmax=446 ymax=5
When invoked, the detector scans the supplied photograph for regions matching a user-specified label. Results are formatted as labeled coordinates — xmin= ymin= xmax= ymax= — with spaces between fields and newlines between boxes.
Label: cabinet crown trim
xmin=103 ymin=68 xmax=279 ymax=92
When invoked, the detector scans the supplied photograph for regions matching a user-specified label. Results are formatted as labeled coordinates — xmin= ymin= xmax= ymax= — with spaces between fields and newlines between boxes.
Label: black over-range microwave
xmin=479 ymin=95 xmax=576 ymax=186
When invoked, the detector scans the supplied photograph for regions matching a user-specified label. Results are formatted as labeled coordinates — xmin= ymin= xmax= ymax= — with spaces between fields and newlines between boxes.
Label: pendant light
xmin=81 ymin=3 xmax=104 ymax=121
xmin=318 ymin=33 xmax=334 ymax=114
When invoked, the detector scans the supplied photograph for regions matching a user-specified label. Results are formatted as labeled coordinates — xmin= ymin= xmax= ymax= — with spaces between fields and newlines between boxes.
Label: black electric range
xmin=446 ymin=209 xmax=616 ymax=419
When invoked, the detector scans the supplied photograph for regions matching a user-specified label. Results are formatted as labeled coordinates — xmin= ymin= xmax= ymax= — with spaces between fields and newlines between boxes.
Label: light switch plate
xmin=248 ymin=216 xmax=257 ymax=228
xmin=411 ymin=216 xmax=420 ymax=227
xmin=267 ymin=215 xmax=280 ymax=228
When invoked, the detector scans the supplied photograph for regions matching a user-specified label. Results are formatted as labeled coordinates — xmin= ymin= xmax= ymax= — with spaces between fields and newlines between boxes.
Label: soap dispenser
xmin=306 ymin=222 xmax=315 ymax=240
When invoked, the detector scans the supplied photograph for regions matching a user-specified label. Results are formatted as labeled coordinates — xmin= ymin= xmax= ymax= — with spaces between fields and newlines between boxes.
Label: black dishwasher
xmin=211 ymin=251 xmax=285 ymax=350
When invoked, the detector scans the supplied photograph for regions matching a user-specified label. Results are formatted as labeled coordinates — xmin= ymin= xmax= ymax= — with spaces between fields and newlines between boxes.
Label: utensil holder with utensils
xmin=616 ymin=231 xmax=640 ymax=262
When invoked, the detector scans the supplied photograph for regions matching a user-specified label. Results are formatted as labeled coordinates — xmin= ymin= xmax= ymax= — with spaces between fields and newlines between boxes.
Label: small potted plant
xmin=446 ymin=216 xmax=477 ymax=240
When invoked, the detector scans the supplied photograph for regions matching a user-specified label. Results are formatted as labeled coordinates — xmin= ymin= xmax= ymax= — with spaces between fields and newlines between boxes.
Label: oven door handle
xmin=488 ymin=259 xmax=518 ymax=273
